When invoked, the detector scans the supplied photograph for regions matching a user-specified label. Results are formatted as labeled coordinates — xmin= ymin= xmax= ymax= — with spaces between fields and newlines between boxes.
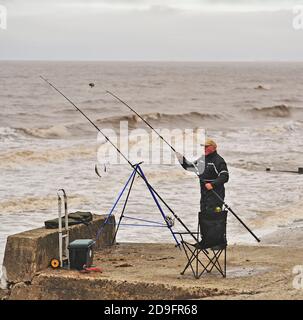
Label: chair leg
xmin=180 ymin=242 xmax=197 ymax=276
xmin=224 ymin=248 xmax=227 ymax=278
xmin=212 ymin=248 xmax=226 ymax=278
xmin=177 ymin=232 xmax=227 ymax=279
xmin=180 ymin=241 xmax=208 ymax=278
xmin=198 ymin=249 xmax=223 ymax=278
xmin=208 ymin=250 xmax=223 ymax=273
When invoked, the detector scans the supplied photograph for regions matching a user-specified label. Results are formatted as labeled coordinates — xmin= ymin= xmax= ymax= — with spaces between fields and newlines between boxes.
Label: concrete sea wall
xmin=2 ymin=214 xmax=115 ymax=284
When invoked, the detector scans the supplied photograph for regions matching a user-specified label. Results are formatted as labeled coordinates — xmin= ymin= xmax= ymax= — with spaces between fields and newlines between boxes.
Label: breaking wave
xmin=0 ymin=144 xmax=96 ymax=168
xmin=2 ymin=111 xmax=223 ymax=140
xmin=17 ymin=124 xmax=72 ymax=139
xmin=0 ymin=194 xmax=88 ymax=214
xmin=2 ymin=107 xmax=301 ymax=142
xmin=0 ymin=127 xmax=20 ymax=140
xmin=96 ymin=111 xmax=224 ymax=128
xmin=248 ymin=105 xmax=296 ymax=118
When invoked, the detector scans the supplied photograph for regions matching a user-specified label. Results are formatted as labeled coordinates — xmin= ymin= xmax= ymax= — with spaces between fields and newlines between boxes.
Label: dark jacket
xmin=180 ymin=151 xmax=229 ymax=202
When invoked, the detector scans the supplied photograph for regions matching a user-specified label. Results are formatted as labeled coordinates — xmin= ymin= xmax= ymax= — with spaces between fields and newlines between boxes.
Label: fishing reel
xmin=165 ymin=215 xmax=175 ymax=228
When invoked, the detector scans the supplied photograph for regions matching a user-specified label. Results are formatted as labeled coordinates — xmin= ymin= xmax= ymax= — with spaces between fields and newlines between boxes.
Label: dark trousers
xmin=200 ymin=187 xmax=225 ymax=215
xmin=199 ymin=187 xmax=225 ymax=238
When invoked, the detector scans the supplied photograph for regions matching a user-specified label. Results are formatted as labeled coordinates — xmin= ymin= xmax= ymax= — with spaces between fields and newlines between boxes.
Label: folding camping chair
xmin=175 ymin=210 xmax=227 ymax=279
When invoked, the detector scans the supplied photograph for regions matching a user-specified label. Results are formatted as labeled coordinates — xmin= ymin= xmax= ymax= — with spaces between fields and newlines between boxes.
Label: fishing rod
xmin=106 ymin=90 xmax=176 ymax=153
xmin=40 ymin=76 xmax=197 ymax=245
xmin=210 ymin=189 xmax=260 ymax=242
xmin=106 ymin=90 xmax=260 ymax=242
xmin=106 ymin=90 xmax=201 ymax=173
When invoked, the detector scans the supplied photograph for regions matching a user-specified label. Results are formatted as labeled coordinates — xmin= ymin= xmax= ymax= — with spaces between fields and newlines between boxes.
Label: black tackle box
xmin=68 ymin=239 xmax=95 ymax=270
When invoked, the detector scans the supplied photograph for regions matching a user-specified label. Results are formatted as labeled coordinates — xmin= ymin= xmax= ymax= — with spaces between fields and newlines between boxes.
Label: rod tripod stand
xmin=96 ymin=163 xmax=181 ymax=247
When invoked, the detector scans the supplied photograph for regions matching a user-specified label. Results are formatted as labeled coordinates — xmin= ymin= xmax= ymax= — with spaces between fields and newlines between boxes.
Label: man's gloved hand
xmin=205 ymin=183 xmax=213 ymax=190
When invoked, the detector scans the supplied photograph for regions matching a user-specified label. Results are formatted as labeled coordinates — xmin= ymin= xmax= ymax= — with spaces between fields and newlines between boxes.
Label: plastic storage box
xmin=68 ymin=239 xmax=95 ymax=270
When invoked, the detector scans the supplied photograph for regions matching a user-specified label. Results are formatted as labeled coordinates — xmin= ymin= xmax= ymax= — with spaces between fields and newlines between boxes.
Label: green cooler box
xmin=68 ymin=239 xmax=95 ymax=270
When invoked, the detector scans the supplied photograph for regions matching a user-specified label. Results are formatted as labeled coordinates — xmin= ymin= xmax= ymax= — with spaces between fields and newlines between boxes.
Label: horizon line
xmin=1 ymin=59 xmax=303 ymax=63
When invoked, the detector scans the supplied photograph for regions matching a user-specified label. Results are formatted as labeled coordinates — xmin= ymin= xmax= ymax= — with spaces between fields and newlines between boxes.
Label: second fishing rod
xmin=106 ymin=90 xmax=260 ymax=243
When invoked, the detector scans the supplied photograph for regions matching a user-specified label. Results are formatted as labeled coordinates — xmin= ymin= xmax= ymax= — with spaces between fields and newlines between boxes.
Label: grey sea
xmin=1 ymin=61 xmax=303 ymax=267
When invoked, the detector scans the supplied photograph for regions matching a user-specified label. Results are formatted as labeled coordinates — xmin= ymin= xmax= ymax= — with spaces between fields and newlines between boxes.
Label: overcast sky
xmin=0 ymin=0 xmax=303 ymax=61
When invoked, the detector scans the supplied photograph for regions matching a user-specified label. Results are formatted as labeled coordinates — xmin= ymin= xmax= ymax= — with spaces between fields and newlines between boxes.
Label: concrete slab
xmin=2 ymin=214 xmax=115 ymax=283
xmin=4 ymin=243 xmax=303 ymax=300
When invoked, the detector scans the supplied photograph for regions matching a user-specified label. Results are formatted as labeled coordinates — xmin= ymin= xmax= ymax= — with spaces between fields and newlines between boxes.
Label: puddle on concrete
xmin=226 ymin=266 xmax=270 ymax=278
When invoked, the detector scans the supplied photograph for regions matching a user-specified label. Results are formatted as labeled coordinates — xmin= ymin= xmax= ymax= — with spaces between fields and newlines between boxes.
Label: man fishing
xmin=176 ymin=138 xmax=229 ymax=239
